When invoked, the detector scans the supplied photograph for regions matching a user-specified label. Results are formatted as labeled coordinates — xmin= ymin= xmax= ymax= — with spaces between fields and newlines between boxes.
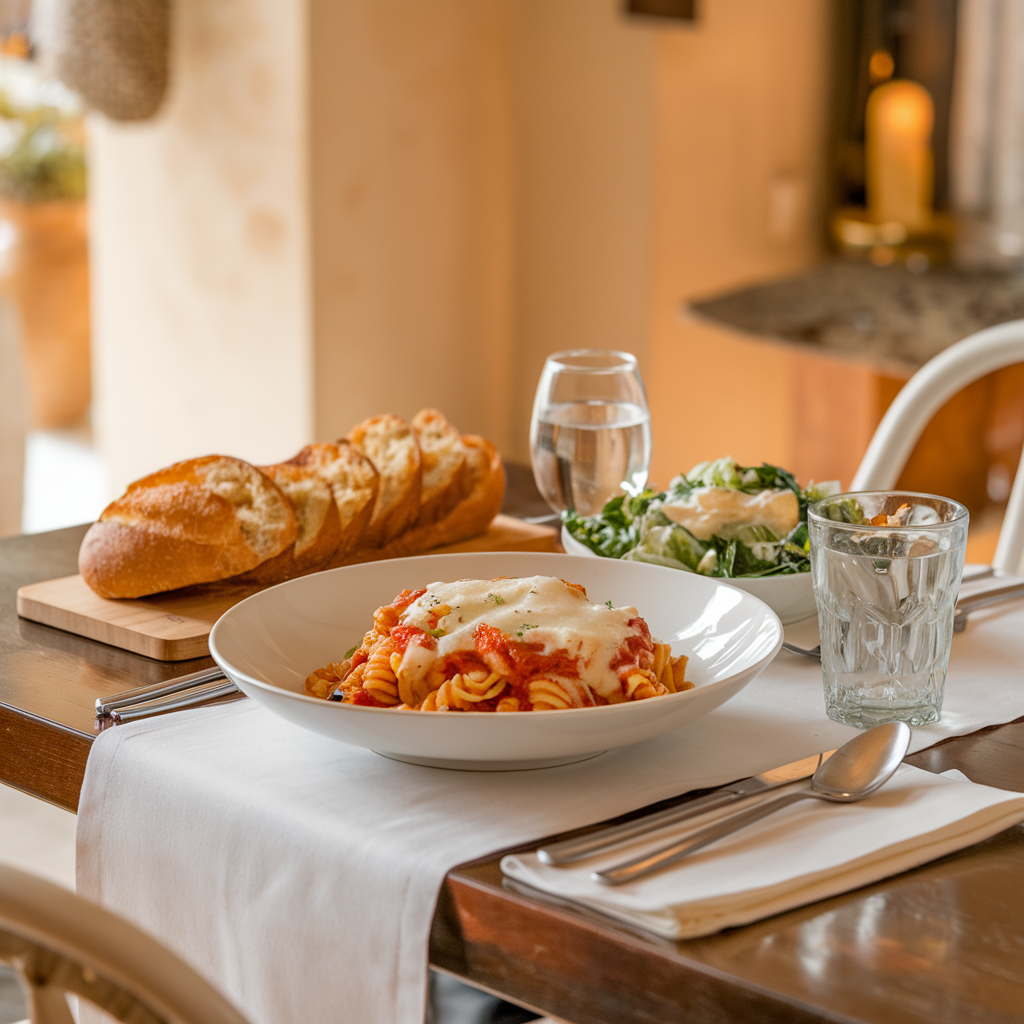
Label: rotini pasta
xmin=304 ymin=575 xmax=692 ymax=712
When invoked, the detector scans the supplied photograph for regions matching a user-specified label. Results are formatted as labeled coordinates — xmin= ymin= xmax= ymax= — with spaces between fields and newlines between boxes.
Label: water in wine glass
xmin=531 ymin=400 xmax=651 ymax=515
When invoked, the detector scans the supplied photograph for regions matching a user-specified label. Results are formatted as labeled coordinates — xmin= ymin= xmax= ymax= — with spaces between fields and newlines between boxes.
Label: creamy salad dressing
xmin=660 ymin=487 xmax=799 ymax=541
xmin=400 ymin=576 xmax=639 ymax=698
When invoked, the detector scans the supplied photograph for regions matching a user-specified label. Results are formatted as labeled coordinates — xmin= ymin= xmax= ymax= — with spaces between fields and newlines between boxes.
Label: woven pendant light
xmin=31 ymin=0 xmax=170 ymax=122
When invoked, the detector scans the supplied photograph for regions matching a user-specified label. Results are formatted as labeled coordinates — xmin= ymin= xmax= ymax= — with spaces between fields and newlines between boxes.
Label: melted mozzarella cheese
xmin=660 ymin=487 xmax=799 ymax=541
xmin=401 ymin=576 xmax=639 ymax=697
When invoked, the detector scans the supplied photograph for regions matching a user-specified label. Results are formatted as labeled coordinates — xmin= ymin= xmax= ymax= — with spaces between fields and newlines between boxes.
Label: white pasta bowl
xmin=561 ymin=526 xmax=817 ymax=625
xmin=209 ymin=551 xmax=783 ymax=771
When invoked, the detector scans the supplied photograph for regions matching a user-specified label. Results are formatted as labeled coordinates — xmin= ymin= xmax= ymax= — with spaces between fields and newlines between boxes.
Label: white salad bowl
xmin=210 ymin=552 xmax=782 ymax=771
xmin=561 ymin=526 xmax=817 ymax=625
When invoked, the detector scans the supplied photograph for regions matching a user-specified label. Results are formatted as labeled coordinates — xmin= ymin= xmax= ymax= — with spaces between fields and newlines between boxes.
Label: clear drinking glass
xmin=529 ymin=350 xmax=652 ymax=516
xmin=808 ymin=492 xmax=968 ymax=729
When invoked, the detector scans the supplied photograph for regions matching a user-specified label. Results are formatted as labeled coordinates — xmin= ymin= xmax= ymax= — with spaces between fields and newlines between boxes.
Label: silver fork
xmin=97 ymin=667 xmax=241 ymax=722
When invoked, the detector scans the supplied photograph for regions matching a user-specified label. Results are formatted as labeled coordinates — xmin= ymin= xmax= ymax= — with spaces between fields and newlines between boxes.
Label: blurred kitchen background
xmin=1 ymin=0 xmax=1023 ymax=564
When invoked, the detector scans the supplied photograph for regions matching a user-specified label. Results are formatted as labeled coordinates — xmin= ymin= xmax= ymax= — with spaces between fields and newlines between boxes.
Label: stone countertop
xmin=688 ymin=260 xmax=1024 ymax=373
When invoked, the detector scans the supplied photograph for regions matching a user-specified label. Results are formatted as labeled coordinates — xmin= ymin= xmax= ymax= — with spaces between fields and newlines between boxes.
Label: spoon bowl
xmin=810 ymin=721 xmax=911 ymax=801
xmin=595 ymin=721 xmax=912 ymax=885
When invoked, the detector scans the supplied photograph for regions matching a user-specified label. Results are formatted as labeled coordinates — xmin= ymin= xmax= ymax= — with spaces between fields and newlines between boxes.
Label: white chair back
xmin=851 ymin=319 xmax=1024 ymax=573
xmin=0 ymin=863 xmax=251 ymax=1024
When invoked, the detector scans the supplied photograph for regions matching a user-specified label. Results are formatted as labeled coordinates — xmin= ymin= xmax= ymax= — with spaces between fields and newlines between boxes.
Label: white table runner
xmin=77 ymin=603 xmax=1024 ymax=1024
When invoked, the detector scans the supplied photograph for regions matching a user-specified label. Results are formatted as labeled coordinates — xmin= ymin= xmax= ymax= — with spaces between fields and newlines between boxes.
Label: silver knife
xmin=536 ymin=749 xmax=835 ymax=866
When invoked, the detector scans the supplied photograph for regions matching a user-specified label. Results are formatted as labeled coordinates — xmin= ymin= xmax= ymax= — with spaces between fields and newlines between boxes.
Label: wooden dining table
xmin=3 ymin=467 xmax=1024 ymax=1024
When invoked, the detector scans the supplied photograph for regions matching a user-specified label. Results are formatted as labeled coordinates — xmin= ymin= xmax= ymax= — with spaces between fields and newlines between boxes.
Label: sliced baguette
xmin=339 ymin=435 xmax=504 ymax=565
xmin=345 ymin=414 xmax=421 ymax=547
xmin=285 ymin=442 xmax=379 ymax=561
xmin=412 ymin=408 xmax=471 ymax=526
xmin=232 ymin=463 xmax=343 ymax=586
xmin=79 ymin=455 xmax=297 ymax=599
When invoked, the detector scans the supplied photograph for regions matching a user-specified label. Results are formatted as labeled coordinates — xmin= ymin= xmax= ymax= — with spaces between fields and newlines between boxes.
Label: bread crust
xmin=79 ymin=455 xmax=297 ymax=599
xmin=346 ymin=414 xmax=421 ymax=548
xmin=339 ymin=436 xmax=504 ymax=565
xmin=412 ymin=408 xmax=471 ymax=526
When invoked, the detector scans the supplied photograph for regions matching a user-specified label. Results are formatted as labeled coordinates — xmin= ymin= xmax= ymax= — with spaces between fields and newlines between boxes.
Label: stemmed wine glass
xmin=529 ymin=350 xmax=652 ymax=517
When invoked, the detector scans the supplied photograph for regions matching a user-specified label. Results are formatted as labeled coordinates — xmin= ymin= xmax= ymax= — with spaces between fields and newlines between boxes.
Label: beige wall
xmin=309 ymin=0 xmax=516 ymax=449
xmin=507 ymin=0 xmax=657 ymax=461
xmin=93 ymin=0 xmax=520 ymax=493
xmin=646 ymin=0 xmax=830 ymax=486
xmin=89 ymin=0 xmax=831 ymax=494
xmin=91 ymin=0 xmax=311 ymax=493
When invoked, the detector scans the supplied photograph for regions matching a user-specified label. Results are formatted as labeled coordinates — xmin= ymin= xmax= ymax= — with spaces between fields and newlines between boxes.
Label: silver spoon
xmin=594 ymin=721 xmax=911 ymax=886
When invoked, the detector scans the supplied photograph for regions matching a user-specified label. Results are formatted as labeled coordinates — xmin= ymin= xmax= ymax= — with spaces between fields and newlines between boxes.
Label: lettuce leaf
xmin=633 ymin=511 xmax=708 ymax=570
xmin=562 ymin=489 xmax=660 ymax=559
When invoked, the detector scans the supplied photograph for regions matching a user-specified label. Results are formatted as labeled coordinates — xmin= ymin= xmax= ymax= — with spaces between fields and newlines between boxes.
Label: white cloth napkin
xmin=501 ymin=765 xmax=1024 ymax=939
xmin=77 ymin=601 xmax=1024 ymax=1024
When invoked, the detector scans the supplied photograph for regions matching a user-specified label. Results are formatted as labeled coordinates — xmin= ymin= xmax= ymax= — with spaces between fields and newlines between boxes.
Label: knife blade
xmin=535 ymin=749 xmax=834 ymax=866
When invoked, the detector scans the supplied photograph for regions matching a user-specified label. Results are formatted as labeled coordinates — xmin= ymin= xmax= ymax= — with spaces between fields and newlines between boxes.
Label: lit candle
xmin=866 ymin=80 xmax=934 ymax=230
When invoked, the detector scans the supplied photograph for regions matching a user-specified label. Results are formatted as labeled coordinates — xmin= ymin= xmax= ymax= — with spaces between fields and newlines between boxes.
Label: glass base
xmin=826 ymin=702 xmax=939 ymax=729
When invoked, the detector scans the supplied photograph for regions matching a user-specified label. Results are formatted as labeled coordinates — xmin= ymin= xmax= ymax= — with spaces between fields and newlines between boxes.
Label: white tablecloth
xmin=77 ymin=602 xmax=1024 ymax=1024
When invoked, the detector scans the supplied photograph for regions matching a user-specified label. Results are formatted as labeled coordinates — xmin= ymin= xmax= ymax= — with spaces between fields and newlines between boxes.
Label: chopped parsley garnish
xmin=343 ymin=644 xmax=359 ymax=659
xmin=606 ymin=600 xmax=613 ymax=608
xmin=485 ymin=593 xmax=505 ymax=605
xmin=425 ymin=628 xmax=446 ymax=638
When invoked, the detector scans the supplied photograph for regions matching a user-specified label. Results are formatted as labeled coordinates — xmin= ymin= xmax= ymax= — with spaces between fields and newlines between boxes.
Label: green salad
xmin=563 ymin=457 xmax=839 ymax=578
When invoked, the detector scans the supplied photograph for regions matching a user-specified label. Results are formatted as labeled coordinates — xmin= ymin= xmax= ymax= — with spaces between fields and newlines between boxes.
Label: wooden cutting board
xmin=16 ymin=515 xmax=560 ymax=661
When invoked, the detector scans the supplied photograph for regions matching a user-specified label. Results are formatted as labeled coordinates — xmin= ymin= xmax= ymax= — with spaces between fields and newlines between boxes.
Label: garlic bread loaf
xmin=79 ymin=456 xmax=298 ymax=599
xmin=78 ymin=411 xmax=505 ymax=600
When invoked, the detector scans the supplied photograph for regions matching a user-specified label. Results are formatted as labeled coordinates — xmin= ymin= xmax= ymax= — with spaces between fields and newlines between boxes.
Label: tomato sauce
xmin=391 ymin=588 xmax=426 ymax=613
xmin=346 ymin=688 xmax=390 ymax=708
xmin=390 ymin=624 xmax=436 ymax=655
xmin=610 ymin=616 xmax=655 ymax=674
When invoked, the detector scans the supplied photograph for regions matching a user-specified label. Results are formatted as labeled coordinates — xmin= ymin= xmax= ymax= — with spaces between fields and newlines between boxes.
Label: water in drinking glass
xmin=530 ymin=350 xmax=652 ymax=516
xmin=531 ymin=400 xmax=651 ymax=516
